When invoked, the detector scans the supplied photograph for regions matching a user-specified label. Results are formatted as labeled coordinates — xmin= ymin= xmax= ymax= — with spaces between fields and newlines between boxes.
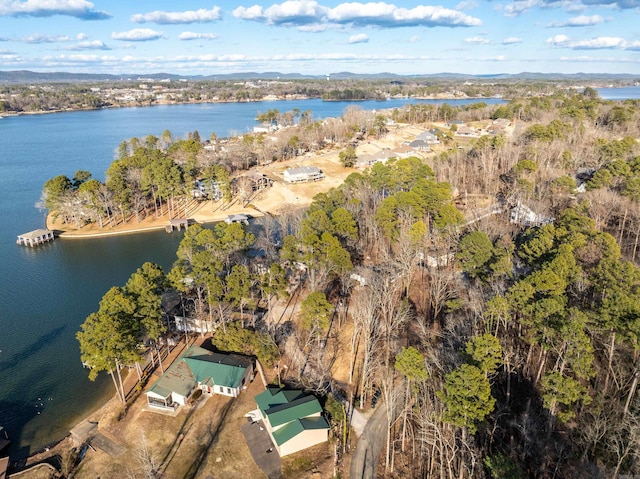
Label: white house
xmin=416 ymin=131 xmax=440 ymax=144
xmin=146 ymin=346 xmax=254 ymax=411
xmin=355 ymin=149 xmax=396 ymax=168
xmin=254 ymin=387 xmax=330 ymax=457
xmin=283 ymin=166 xmax=324 ymax=183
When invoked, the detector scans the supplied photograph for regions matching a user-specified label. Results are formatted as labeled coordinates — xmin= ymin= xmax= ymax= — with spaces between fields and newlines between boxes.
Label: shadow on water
xmin=0 ymin=325 xmax=67 ymax=370
xmin=0 ymin=399 xmax=38 ymax=460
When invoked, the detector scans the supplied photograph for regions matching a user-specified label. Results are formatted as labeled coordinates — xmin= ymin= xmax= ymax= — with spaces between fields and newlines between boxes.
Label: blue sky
xmin=0 ymin=0 xmax=638 ymax=75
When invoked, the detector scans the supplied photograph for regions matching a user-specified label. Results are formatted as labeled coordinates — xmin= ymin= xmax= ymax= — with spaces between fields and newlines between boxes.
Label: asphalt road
xmin=349 ymin=404 xmax=389 ymax=479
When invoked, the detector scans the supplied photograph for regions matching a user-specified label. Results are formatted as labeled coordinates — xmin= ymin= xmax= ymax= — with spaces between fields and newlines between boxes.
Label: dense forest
xmin=72 ymin=88 xmax=640 ymax=478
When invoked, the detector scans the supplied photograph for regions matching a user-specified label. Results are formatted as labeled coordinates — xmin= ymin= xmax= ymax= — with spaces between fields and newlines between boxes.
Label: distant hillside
xmin=0 ymin=69 xmax=638 ymax=84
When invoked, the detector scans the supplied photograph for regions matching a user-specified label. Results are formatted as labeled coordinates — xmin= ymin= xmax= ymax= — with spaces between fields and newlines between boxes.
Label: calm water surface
xmin=0 ymin=95 xmax=518 ymax=458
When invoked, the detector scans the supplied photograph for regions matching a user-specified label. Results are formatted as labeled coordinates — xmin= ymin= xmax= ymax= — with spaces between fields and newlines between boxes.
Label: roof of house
xmin=147 ymin=346 xmax=252 ymax=399
xmin=184 ymin=351 xmax=252 ymax=388
xmin=256 ymin=387 xmax=324 ymax=427
xmin=272 ymin=416 xmax=329 ymax=446
xmin=256 ymin=386 xmax=305 ymax=412
xmin=147 ymin=355 xmax=195 ymax=400
xmin=416 ymin=131 xmax=437 ymax=141
xmin=17 ymin=229 xmax=53 ymax=240
xmin=285 ymin=166 xmax=321 ymax=176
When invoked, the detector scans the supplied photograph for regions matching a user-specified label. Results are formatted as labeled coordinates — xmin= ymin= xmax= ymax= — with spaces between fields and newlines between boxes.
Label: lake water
xmin=0 ymin=90 xmax=609 ymax=458
xmin=597 ymin=86 xmax=640 ymax=100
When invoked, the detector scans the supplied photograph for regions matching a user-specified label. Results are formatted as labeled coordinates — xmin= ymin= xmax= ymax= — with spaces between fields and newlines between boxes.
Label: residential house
xmin=510 ymin=201 xmax=554 ymax=227
xmin=392 ymin=145 xmax=416 ymax=159
xmin=146 ymin=346 xmax=254 ymax=411
xmin=407 ymin=139 xmax=431 ymax=152
xmin=355 ymin=148 xmax=396 ymax=168
xmin=416 ymin=131 xmax=440 ymax=144
xmin=254 ymin=387 xmax=330 ymax=456
xmin=455 ymin=125 xmax=479 ymax=138
xmin=283 ymin=166 xmax=324 ymax=183
xmin=240 ymin=171 xmax=273 ymax=191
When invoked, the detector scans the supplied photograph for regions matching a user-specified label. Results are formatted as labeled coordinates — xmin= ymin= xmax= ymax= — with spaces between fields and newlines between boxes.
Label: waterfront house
xmin=146 ymin=346 xmax=253 ymax=411
xmin=254 ymin=387 xmax=329 ymax=456
xmin=283 ymin=166 xmax=324 ymax=183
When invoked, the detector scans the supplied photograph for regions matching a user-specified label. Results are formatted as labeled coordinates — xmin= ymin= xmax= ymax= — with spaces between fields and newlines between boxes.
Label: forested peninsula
xmin=35 ymin=86 xmax=640 ymax=478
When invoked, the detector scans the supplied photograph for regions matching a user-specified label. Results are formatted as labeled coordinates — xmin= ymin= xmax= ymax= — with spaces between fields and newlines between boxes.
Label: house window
xmin=218 ymin=386 xmax=224 ymax=393
xmin=227 ymin=388 xmax=232 ymax=394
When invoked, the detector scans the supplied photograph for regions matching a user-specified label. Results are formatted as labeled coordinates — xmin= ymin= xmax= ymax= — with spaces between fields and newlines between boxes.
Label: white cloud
xmin=560 ymin=55 xmax=640 ymax=63
xmin=178 ymin=32 xmax=219 ymax=41
xmin=456 ymin=0 xmax=478 ymax=10
xmin=548 ymin=14 xmax=604 ymax=27
xmin=66 ymin=40 xmax=109 ymax=50
xmin=111 ymin=29 xmax=164 ymax=42
xmin=0 ymin=0 xmax=110 ymax=19
xmin=410 ymin=35 xmax=421 ymax=42
xmin=464 ymin=35 xmax=490 ymax=44
xmin=571 ymin=36 xmax=626 ymax=48
xmin=348 ymin=33 xmax=369 ymax=44
xmin=548 ymin=35 xmax=640 ymax=50
xmin=505 ymin=0 xmax=639 ymax=16
xmin=546 ymin=34 xmax=572 ymax=46
xmin=21 ymin=34 xmax=72 ymax=43
xmin=76 ymin=32 xmax=88 ymax=40
xmin=131 ymin=7 xmax=222 ymax=24
xmin=502 ymin=36 xmax=522 ymax=44
xmin=233 ymin=1 xmax=481 ymax=28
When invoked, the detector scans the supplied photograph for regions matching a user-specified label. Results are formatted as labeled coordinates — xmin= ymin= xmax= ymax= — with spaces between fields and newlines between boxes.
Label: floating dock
xmin=16 ymin=229 xmax=55 ymax=247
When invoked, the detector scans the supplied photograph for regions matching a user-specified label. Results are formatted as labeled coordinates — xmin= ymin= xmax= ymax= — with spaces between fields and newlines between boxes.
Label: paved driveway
xmin=241 ymin=420 xmax=283 ymax=479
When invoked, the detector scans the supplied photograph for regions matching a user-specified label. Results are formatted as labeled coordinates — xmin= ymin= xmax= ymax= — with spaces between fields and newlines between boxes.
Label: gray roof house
xmin=146 ymin=346 xmax=253 ymax=411
xmin=283 ymin=166 xmax=324 ymax=183
xmin=416 ymin=131 xmax=440 ymax=144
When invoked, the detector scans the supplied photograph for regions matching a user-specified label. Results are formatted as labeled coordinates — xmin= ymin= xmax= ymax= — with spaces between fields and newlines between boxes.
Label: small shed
xmin=283 ymin=166 xmax=324 ymax=183
xmin=17 ymin=229 xmax=54 ymax=247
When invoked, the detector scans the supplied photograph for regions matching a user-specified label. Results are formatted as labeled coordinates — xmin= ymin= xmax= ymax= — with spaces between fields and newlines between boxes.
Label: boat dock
xmin=16 ymin=229 xmax=55 ymax=247
xmin=165 ymin=218 xmax=189 ymax=233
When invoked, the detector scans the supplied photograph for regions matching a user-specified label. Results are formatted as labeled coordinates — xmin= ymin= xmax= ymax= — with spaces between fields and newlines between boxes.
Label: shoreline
xmin=0 ymin=93 xmax=504 ymax=120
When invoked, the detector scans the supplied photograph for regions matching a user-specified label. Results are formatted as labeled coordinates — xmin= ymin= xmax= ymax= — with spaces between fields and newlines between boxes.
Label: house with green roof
xmin=146 ymin=345 xmax=253 ymax=411
xmin=254 ymin=386 xmax=329 ymax=456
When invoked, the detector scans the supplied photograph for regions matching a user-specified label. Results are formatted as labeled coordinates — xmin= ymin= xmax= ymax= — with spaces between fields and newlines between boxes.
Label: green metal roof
xmin=148 ymin=357 xmax=196 ymax=400
xmin=272 ymin=416 xmax=329 ymax=446
xmin=148 ymin=345 xmax=252 ymax=398
xmin=184 ymin=353 xmax=250 ymax=388
xmin=255 ymin=387 xmax=305 ymax=415
xmin=266 ymin=395 xmax=323 ymax=428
